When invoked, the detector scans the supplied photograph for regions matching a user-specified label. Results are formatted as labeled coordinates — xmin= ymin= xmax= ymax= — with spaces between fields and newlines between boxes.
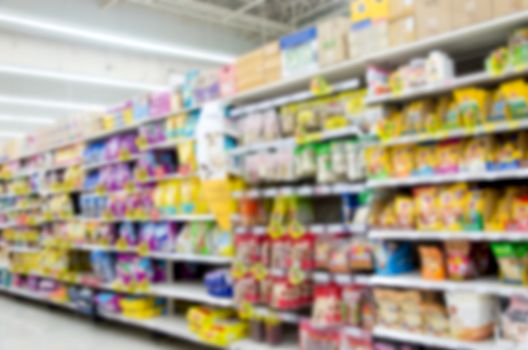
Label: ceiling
xmin=0 ymin=0 xmax=347 ymax=140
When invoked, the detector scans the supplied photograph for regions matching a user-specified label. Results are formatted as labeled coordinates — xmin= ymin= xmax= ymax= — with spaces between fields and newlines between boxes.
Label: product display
xmin=0 ymin=4 xmax=528 ymax=350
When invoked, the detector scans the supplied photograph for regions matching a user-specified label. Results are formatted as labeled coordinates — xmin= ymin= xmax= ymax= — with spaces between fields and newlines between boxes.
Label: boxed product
xmin=493 ymin=0 xmax=528 ymax=17
xmin=389 ymin=0 xmax=416 ymax=18
xmin=416 ymin=0 xmax=453 ymax=39
xmin=349 ymin=21 xmax=389 ymax=59
xmin=280 ymin=26 xmax=318 ymax=78
xmin=389 ymin=15 xmax=416 ymax=47
xmin=350 ymin=0 xmax=389 ymax=24
xmin=453 ymin=0 xmax=492 ymax=29
xmin=261 ymin=41 xmax=282 ymax=84
xmin=317 ymin=17 xmax=349 ymax=67
xmin=235 ymin=49 xmax=264 ymax=92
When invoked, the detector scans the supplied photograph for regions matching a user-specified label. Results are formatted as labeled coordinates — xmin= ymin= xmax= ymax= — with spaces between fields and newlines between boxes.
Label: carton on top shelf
xmin=416 ymin=0 xmax=453 ymax=39
xmin=280 ymin=26 xmax=318 ymax=78
xmin=389 ymin=0 xmax=415 ymax=19
xmin=389 ymin=15 xmax=416 ymax=48
xmin=492 ymin=0 xmax=528 ymax=17
xmin=350 ymin=0 xmax=389 ymax=24
xmin=317 ymin=17 xmax=350 ymax=67
xmin=453 ymin=0 xmax=492 ymax=29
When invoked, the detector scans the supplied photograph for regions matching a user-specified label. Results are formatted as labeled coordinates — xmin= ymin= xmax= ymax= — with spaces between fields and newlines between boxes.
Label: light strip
xmin=0 ymin=11 xmax=235 ymax=64
xmin=0 ymin=95 xmax=105 ymax=111
xmin=0 ymin=115 xmax=56 ymax=125
xmin=0 ymin=64 xmax=167 ymax=91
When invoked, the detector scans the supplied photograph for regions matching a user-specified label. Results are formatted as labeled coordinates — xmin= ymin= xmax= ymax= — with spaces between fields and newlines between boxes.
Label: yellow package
xmin=498 ymin=80 xmax=528 ymax=120
xmin=438 ymin=184 xmax=467 ymax=231
xmin=403 ymin=100 xmax=435 ymax=135
xmin=187 ymin=307 xmax=233 ymax=334
xmin=463 ymin=188 xmax=485 ymax=231
xmin=153 ymin=182 xmax=167 ymax=212
xmin=413 ymin=186 xmax=441 ymax=231
xmin=415 ymin=144 xmax=437 ymax=176
xmin=463 ymin=136 xmax=492 ymax=173
xmin=437 ymin=97 xmax=462 ymax=130
xmin=194 ymin=181 xmax=210 ymax=214
xmin=493 ymin=132 xmax=528 ymax=170
xmin=394 ymin=195 xmax=416 ymax=229
xmin=200 ymin=320 xmax=248 ymax=347
xmin=390 ymin=145 xmax=415 ymax=178
xmin=379 ymin=111 xmax=404 ymax=140
xmin=162 ymin=180 xmax=180 ymax=214
xmin=365 ymin=146 xmax=391 ymax=179
xmin=485 ymin=188 xmax=513 ymax=231
xmin=454 ymin=88 xmax=490 ymax=127
xmin=340 ymin=89 xmax=366 ymax=116
xmin=180 ymin=178 xmax=201 ymax=214
xmin=177 ymin=140 xmax=197 ymax=176
xmin=436 ymin=140 xmax=463 ymax=174
xmin=102 ymin=114 xmax=115 ymax=130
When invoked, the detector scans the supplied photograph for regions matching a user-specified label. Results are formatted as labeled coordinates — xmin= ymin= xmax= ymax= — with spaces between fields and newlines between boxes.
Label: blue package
xmin=90 ymin=251 xmax=115 ymax=283
xmin=374 ymin=241 xmax=415 ymax=276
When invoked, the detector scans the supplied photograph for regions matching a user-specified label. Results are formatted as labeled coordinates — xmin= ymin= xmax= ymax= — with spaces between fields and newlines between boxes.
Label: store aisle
xmin=0 ymin=296 xmax=200 ymax=350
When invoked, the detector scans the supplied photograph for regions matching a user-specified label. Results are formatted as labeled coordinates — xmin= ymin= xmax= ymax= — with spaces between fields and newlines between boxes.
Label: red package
xmin=271 ymin=236 xmax=292 ymax=270
xmin=312 ymin=283 xmax=343 ymax=327
xmin=341 ymin=328 xmax=373 ymax=350
xmin=300 ymin=320 xmax=340 ymax=350
xmin=289 ymin=234 xmax=315 ymax=270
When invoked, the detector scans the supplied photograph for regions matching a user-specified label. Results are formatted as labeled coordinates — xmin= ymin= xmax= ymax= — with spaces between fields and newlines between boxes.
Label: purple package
xmin=119 ymin=222 xmax=138 ymax=246
xmin=104 ymin=136 xmax=120 ymax=161
xmin=110 ymin=195 xmax=127 ymax=218
xmin=149 ymin=91 xmax=172 ymax=118
xmin=121 ymin=133 xmax=139 ymax=155
xmin=116 ymin=254 xmax=135 ymax=286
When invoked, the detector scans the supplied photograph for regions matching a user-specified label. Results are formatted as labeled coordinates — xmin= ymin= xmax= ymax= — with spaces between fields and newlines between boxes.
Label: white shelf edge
xmin=83 ymin=154 xmax=141 ymax=172
xmin=233 ymin=183 xmax=365 ymax=199
xmin=370 ymin=229 xmax=528 ymax=241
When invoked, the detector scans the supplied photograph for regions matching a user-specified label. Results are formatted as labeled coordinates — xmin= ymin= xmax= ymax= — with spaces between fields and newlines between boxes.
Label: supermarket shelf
xmin=149 ymin=282 xmax=234 ymax=307
xmin=99 ymin=312 xmax=223 ymax=349
xmin=370 ymin=229 xmax=528 ymax=241
xmin=0 ymin=191 xmax=40 ymax=199
xmin=231 ymin=339 xmax=298 ymax=350
xmin=44 ymin=161 xmax=83 ymax=173
xmin=0 ymin=285 xmax=77 ymax=311
xmin=228 ymin=12 xmax=528 ymax=105
xmin=230 ymin=78 xmax=360 ymax=117
xmin=363 ymin=273 xmax=528 ymax=297
xmin=0 ymin=205 xmax=41 ymax=214
xmin=367 ymin=168 xmax=528 ymax=188
xmin=252 ymin=306 xmax=301 ymax=325
xmin=83 ymin=155 xmax=141 ymax=172
xmin=7 ymin=245 xmax=41 ymax=254
xmin=79 ymin=214 xmax=215 ymax=223
xmin=233 ymin=183 xmax=365 ymax=199
xmin=136 ymin=172 xmax=196 ymax=184
xmin=365 ymin=68 xmax=528 ymax=105
xmin=235 ymin=223 xmax=366 ymax=236
xmin=139 ymin=137 xmax=195 ymax=152
xmin=375 ymin=118 xmax=528 ymax=147
xmin=372 ymin=327 xmax=496 ymax=350
xmin=230 ymin=126 xmax=361 ymax=157
xmin=70 ymin=244 xmax=232 ymax=264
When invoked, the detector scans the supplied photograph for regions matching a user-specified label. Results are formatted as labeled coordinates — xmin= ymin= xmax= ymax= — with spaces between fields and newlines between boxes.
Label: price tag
xmin=118 ymin=149 xmax=132 ymax=161
xmin=136 ymin=136 xmax=148 ymax=150
xmin=296 ymin=132 xmax=322 ymax=145
xmin=137 ymin=242 xmax=149 ymax=257
xmin=238 ymin=301 xmax=254 ymax=320
xmin=231 ymin=261 xmax=247 ymax=279
xmin=95 ymin=185 xmax=106 ymax=195
xmin=116 ymin=237 xmax=128 ymax=250
xmin=136 ymin=168 xmax=148 ymax=182
xmin=507 ymin=120 xmax=521 ymax=130
xmin=268 ymin=221 xmax=283 ymax=239
xmin=482 ymin=123 xmax=496 ymax=133
xmin=135 ymin=280 xmax=150 ymax=293
xmin=289 ymin=221 xmax=305 ymax=239
xmin=310 ymin=76 xmax=333 ymax=96
xmin=251 ymin=263 xmax=268 ymax=281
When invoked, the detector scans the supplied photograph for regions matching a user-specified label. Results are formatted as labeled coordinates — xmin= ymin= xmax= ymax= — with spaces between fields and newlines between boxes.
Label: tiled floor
xmin=0 ymin=295 xmax=202 ymax=350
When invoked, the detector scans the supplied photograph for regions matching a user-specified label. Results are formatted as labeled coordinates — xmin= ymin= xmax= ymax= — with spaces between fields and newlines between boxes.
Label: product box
xmin=416 ymin=0 xmax=453 ymax=39
xmin=389 ymin=0 xmax=415 ymax=19
xmin=219 ymin=65 xmax=236 ymax=97
xmin=492 ymin=0 xmax=528 ymax=17
xmin=317 ymin=17 xmax=349 ymax=67
xmin=350 ymin=0 xmax=389 ymax=24
xmin=389 ymin=15 xmax=416 ymax=47
xmin=261 ymin=41 xmax=282 ymax=84
xmin=348 ymin=21 xmax=389 ymax=59
xmin=280 ymin=26 xmax=318 ymax=78
xmin=234 ymin=48 xmax=265 ymax=92
xmin=453 ymin=0 xmax=492 ymax=29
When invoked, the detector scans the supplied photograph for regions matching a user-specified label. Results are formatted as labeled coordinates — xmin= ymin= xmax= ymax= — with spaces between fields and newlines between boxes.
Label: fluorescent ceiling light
xmin=0 ymin=115 xmax=56 ymax=125
xmin=0 ymin=11 xmax=235 ymax=64
xmin=0 ymin=94 xmax=105 ymax=111
xmin=0 ymin=131 xmax=25 ymax=138
xmin=0 ymin=64 xmax=167 ymax=91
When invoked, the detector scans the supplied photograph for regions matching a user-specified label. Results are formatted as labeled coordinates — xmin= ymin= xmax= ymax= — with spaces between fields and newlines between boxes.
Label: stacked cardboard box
xmin=280 ymin=27 xmax=319 ymax=78
xmin=415 ymin=0 xmax=453 ymax=39
xmin=453 ymin=0 xmax=492 ymax=29
xmin=261 ymin=42 xmax=282 ymax=84
xmin=317 ymin=17 xmax=349 ymax=67
xmin=388 ymin=0 xmax=416 ymax=47
xmin=348 ymin=0 xmax=390 ymax=59
xmin=234 ymin=49 xmax=264 ymax=92
xmin=493 ymin=0 xmax=528 ymax=16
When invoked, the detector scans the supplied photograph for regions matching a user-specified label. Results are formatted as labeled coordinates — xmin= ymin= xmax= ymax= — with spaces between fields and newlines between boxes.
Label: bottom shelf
xmin=0 ymin=285 xmax=77 ymax=311
xmin=373 ymin=327 xmax=499 ymax=350
xmin=231 ymin=339 xmax=298 ymax=350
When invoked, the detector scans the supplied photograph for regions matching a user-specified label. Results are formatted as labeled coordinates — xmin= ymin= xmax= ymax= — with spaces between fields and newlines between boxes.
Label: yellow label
xmin=296 ymin=132 xmax=322 ymax=145
xmin=201 ymin=180 xmax=235 ymax=231
xmin=323 ymin=116 xmax=347 ymax=130
xmin=482 ymin=123 xmax=496 ymax=133
xmin=95 ymin=184 xmax=106 ymax=195
xmin=251 ymin=263 xmax=268 ymax=281
xmin=136 ymin=136 xmax=148 ymax=150
xmin=289 ymin=221 xmax=305 ymax=239
xmin=119 ymin=149 xmax=132 ymax=161
xmin=137 ymin=242 xmax=149 ymax=257
xmin=231 ymin=261 xmax=247 ymax=279
xmin=115 ymin=237 xmax=128 ymax=250
xmin=507 ymin=120 xmax=521 ymax=130
xmin=238 ymin=301 xmax=254 ymax=320
xmin=136 ymin=168 xmax=148 ymax=182
xmin=310 ymin=76 xmax=333 ymax=96
xmin=288 ymin=266 xmax=306 ymax=286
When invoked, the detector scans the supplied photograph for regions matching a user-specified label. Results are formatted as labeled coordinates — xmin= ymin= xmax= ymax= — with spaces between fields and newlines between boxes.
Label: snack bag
xmin=373 ymin=289 xmax=401 ymax=328
xmin=379 ymin=111 xmax=403 ymax=140
xmin=438 ymin=184 xmax=467 ymax=231
xmin=390 ymin=145 xmax=415 ymax=178
xmin=454 ymin=88 xmax=490 ymax=127
xmin=403 ymin=100 xmax=434 ymax=135
xmin=312 ymin=284 xmax=342 ymax=327
xmin=463 ymin=136 xmax=491 ymax=173
xmin=491 ymin=242 xmax=528 ymax=285
xmin=463 ymin=188 xmax=485 ymax=231
xmin=400 ymin=290 xmax=424 ymax=333
xmin=422 ymin=297 xmax=450 ymax=337
xmin=445 ymin=241 xmax=477 ymax=280
xmin=394 ymin=195 xmax=415 ymax=229
xmin=316 ymin=143 xmax=334 ymax=184
xmin=436 ymin=140 xmax=462 ymax=174
xmin=364 ymin=146 xmax=390 ymax=179
xmin=485 ymin=188 xmax=513 ymax=231
xmin=493 ymin=133 xmax=528 ymax=170
xmin=413 ymin=187 xmax=441 ymax=231
xmin=437 ymin=96 xmax=461 ymax=130
xmin=414 ymin=144 xmax=437 ymax=176
xmin=512 ymin=194 xmax=528 ymax=231
xmin=418 ymin=245 xmax=446 ymax=280
xmin=500 ymin=80 xmax=528 ymax=119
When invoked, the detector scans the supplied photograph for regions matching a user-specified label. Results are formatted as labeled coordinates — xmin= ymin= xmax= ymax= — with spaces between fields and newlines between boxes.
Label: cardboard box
xmin=389 ymin=15 xmax=416 ymax=47
xmin=318 ymin=17 xmax=349 ymax=67
xmin=389 ymin=0 xmax=415 ymax=19
xmin=348 ymin=21 xmax=388 ymax=58
xmin=416 ymin=0 xmax=453 ymax=39
xmin=350 ymin=0 xmax=389 ymax=24
xmin=492 ymin=0 xmax=528 ymax=17
xmin=453 ymin=0 xmax=492 ymax=29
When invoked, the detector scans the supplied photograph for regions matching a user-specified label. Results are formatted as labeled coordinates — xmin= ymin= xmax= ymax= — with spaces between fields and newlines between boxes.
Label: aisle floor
xmin=0 ymin=295 xmax=204 ymax=350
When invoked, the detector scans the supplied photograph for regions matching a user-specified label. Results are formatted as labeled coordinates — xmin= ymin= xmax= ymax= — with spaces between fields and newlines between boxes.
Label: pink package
xmin=119 ymin=133 xmax=139 ymax=156
xmin=149 ymin=91 xmax=172 ymax=118
xmin=219 ymin=65 xmax=236 ymax=97
xmin=104 ymin=137 xmax=120 ymax=161
xmin=109 ymin=195 xmax=127 ymax=218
